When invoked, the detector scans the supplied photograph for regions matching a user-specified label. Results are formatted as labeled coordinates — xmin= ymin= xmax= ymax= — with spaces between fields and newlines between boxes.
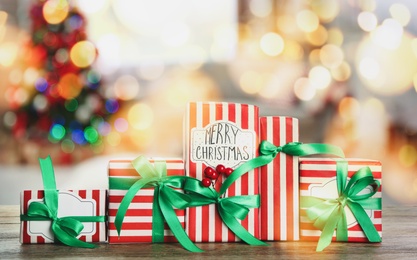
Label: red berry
xmin=210 ymin=171 xmax=219 ymax=180
xmin=201 ymin=178 xmax=211 ymax=187
xmin=204 ymin=167 xmax=215 ymax=178
xmin=224 ymin=167 xmax=234 ymax=177
xmin=216 ymin=164 xmax=226 ymax=174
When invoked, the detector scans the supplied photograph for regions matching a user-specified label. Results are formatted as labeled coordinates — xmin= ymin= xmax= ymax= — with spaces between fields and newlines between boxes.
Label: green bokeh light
xmin=50 ymin=124 xmax=66 ymax=141
xmin=65 ymin=99 xmax=78 ymax=112
xmin=61 ymin=139 xmax=75 ymax=153
xmin=84 ymin=126 xmax=99 ymax=144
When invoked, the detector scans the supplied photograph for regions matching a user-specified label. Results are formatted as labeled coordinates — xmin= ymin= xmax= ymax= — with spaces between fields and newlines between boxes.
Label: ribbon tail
xmin=218 ymin=207 xmax=268 ymax=246
xmin=316 ymin=206 xmax=343 ymax=252
xmin=348 ymin=201 xmax=381 ymax=242
xmin=114 ymin=179 xmax=150 ymax=236
xmin=52 ymin=222 xmax=96 ymax=249
xmin=159 ymin=192 xmax=203 ymax=253
xmin=152 ymin=187 xmax=165 ymax=243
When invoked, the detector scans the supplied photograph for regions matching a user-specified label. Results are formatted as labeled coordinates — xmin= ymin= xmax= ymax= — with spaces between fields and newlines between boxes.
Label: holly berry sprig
xmin=201 ymin=164 xmax=234 ymax=188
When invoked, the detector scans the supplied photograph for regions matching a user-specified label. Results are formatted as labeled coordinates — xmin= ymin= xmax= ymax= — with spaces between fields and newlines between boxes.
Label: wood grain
xmin=1 ymin=205 xmax=416 ymax=259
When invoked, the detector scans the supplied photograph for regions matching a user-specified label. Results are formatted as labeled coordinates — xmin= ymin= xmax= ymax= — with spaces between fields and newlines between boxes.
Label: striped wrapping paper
xmin=108 ymin=158 xmax=185 ymax=243
xmin=299 ymin=158 xmax=382 ymax=242
xmin=20 ymin=189 xmax=107 ymax=244
xmin=259 ymin=116 xmax=300 ymax=241
xmin=184 ymin=102 xmax=259 ymax=242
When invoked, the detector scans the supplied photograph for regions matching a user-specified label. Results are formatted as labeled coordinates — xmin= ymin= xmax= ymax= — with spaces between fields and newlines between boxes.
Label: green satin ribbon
xmin=300 ymin=160 xmax=382 ymax=251
xmin=221 ymin=140 xmax=345 ymax=195
xmin=110 ymin=156 xmax=203 ymax=253
xmin=183 ymin=178 xmax=268 ymax=246
xmin=20 ymin=156 xmax=105 ymax=248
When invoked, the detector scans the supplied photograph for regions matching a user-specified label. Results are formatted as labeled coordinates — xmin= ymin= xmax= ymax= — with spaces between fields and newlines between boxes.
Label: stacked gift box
xmin=19 ymin=101 xmax=382 ymax=252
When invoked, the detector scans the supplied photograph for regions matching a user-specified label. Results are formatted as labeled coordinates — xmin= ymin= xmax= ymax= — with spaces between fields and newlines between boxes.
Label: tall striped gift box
xmin=259 ymin=116 xmax=300 ymax=241
xmin=299 ymin=158 xmax=382 ymax=242
xmin=184 ymin=102 xmax=259 ymax=242
xmin=108 ymin=158 xmax=185 ymax=243
xmin=20 ymin=189 xmax=107 ymax=244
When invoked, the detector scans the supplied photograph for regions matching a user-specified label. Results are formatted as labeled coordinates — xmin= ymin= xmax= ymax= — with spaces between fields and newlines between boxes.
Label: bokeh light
xmin=127 ymin=103 xmax=153 ymax=130
xmin=260 ymin=32 xmax=284 ymax=56
xmin=327 ymin=27 xmax=344 ymax=46
xmin=50 ymin=124 xmax=66 ymax=141
xmin=306 ymin=25 xmax=328 ymax=46
xmin=84 ymin=126 xmax=99 ymax=144
xmin=357 ymin=33 xmax=417 ymax=95
xmin=43 ymin=0 xmax=69 ymax=25
xmin=357 ymin=11 xmax=378 ymax=32
xmin=0 ymin=42 xmax=18 ymax=67
xmin=106 ymin=131 xmax=121 ymax=147
xmin=338 ymin=97 xmax=360 ymax=120
xmin=105 ymin=99 xmax=119 ymax=114
xmin=310 ymin=0 xmax=340 ymax=23
xmin=308 ymin=66 xmax=331 ymax=90
xmin=114 ymin=117 xmax=129 ymax=133
xmin=75 ymin=104 xmax=92 ymax=123
xmin=371 ymin=18 xmax=403 ymax=50
xmin=61 ymin=139 xmax=75 ymax=153
xmin=64 ymin=99 xmax=78 ymax=112
xmin=57 ymin=73 xmax=83 ymax=99
xmin=114 ymin=75 xmax=140 ymax=101
xmin=296 ymin=10 xmax=319 ymax=33
xmin=331 ymin=61 xmax=351 ymax=81
xmin=239 ymin=70 xmax=264 ymax=94
xmin=294 ymin=77 xmax=316 ymax=101
xmin=319 ymin=44 xmax=344 ymax=69
xmin=23 ymin=68 xmax=39 ymax=86
xmin=399 ymin=145 xmax=417 ymax=168
xmin=3 ymin=111 xmax=16 ymax=128
xmin=70 ymin=40 xmax=97 ymax=68
xmin=389 ymin=3 xmax=410 ymax=27
xmin=249 ymin=0 xmax=272 ymax=18
xmin=33 ymin=94 xmax=48 ymax=112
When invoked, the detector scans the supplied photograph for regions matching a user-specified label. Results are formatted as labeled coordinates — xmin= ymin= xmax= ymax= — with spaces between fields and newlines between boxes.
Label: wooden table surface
xmin=1 ymin=205 xmax=416 ymax=259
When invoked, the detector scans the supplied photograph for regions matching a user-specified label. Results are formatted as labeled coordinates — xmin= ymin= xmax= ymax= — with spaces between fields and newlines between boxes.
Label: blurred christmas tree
xmin=3 ymin=0 xmax=119 ymax=163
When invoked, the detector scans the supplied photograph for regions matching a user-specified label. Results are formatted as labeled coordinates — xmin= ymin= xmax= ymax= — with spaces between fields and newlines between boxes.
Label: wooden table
xmin=1 ymin=205 xmax=416 ymax=259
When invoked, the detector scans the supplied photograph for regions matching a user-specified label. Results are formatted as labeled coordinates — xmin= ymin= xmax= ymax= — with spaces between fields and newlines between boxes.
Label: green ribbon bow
xmin=183 ymin=178 xmax=267 ymax=246
xmin=221 ymin=140 xmax=345 ymax=195
xmin=20 ymin=156 xmax=105 ymax=248
xmin=300 ymin=160 xmax=382 ymax=251
xmin=110 ymin=156 xmax=203 ymax=253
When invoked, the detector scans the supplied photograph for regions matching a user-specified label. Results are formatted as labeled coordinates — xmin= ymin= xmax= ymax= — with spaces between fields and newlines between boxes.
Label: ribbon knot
xmin=184 ymin=178 xmax=267 ymax=246
xmin=337 ymin=196 xmax=347 ymax=208
xmin=300 ymin=160 xmax=382 ymax=251
xmin=111 ymin=156 xmax=202 ymax=252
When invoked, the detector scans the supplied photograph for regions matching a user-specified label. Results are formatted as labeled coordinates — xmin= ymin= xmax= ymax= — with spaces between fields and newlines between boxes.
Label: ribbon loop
xmin=301 ymin=160 xmax=381 ymax=251
xmin=183 ymin=178 xmax=267 ymax=246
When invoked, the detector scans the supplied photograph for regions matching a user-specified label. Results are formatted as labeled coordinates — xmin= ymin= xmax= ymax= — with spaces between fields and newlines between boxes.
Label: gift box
xmin=184 ymin=101 xmax=259 ymax=242
xmin=299 ymin=158 xmax=382 ymax=243
xmin=108 ymin=158 xmax=185 ymax=243
xmin=259 ymin=116 xmax=300 ymax=241
xmin=20 ymin=189 xmax=107 ymax=244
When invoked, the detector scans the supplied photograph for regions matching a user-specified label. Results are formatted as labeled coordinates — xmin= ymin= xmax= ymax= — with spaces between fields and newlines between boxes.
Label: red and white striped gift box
xmin=20 ymin=189 xmax=107 ymax=244
xmin=259 ymin=116 xmax=300 ymax=241
xmin=108 ymin=158 xmax=185 ymax=243
xmin=184 ymin=102 xmax=259 ymax=242
xmin=299 ymin=158 xmax=382 ymax=242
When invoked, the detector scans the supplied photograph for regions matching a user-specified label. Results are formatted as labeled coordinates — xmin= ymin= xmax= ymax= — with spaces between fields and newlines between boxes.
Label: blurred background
xmin=0 ymin=0 xmax=416 ymax=205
